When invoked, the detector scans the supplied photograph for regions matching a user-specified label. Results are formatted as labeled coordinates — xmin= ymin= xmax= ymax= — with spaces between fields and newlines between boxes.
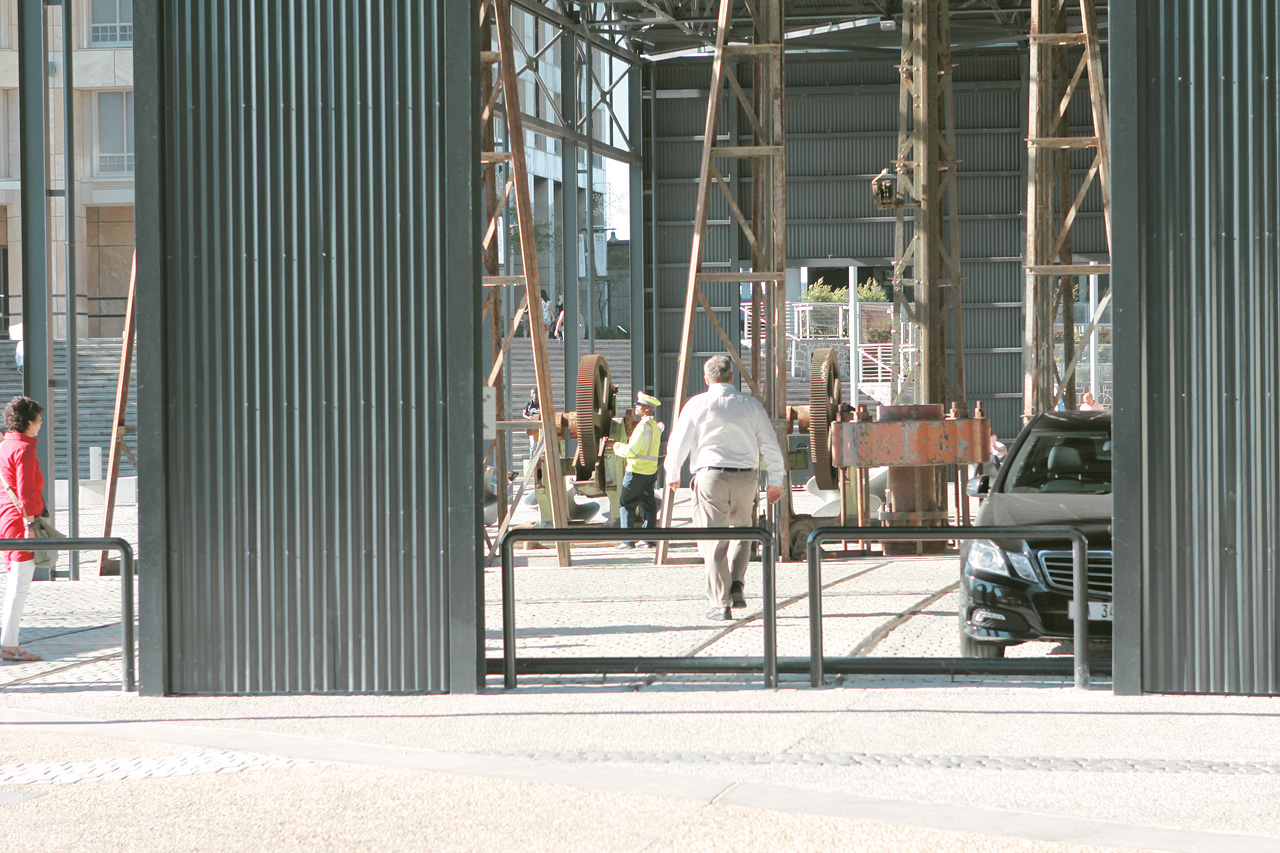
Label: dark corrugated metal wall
xmin=135 ymin=2 xmax=481 ymax=693
xmin=1113 ymin=1 xmax=1280 ymax=695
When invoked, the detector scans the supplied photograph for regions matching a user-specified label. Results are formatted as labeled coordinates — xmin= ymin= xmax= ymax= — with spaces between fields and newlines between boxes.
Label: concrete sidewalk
xmin=3 ymin=500 xmax=1280 ymax=852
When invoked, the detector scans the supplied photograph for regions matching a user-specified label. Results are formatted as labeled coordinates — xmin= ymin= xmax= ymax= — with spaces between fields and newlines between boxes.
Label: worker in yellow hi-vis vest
xmin=609 ymin=391 xmax=664 ymax=549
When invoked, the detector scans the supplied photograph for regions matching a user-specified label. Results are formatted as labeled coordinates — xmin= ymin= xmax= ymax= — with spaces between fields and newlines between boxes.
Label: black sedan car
xmin=959 ymin=411 xmax=1112 ymax=657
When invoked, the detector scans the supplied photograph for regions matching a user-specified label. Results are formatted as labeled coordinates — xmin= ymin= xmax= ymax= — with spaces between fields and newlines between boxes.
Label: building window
xmin=0 ymin=91 xmax=9 ymax=177
xmin=90 ymin=0 xmax=132 ymax=47
xmin=0 ymin=1 xmax=13 ymax=50
xmin=96 ymin=90 xmax=134 ymax=176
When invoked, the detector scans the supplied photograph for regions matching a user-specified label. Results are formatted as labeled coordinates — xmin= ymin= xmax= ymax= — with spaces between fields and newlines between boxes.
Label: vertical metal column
xmin=628 ymin=62 xmax=645 ymax=394
xmin=560 ymin=28 xmax=580 ymax=406
xmin=62 ymin=0 xmax=81 ymax=579
xmin=881 ymin=0 xmax=964 ymax=409
xmin=443 ymin=0 xmax=485 ymax=694
xmin=19 ymin=0 xmax=54 ymax=581
xmin=583 ymin=18 xmax=596 ymax=352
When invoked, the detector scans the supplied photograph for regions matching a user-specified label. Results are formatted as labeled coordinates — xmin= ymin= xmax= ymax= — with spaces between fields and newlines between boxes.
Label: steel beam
xmin=560 ymin=27 xmax=581 ymax=416
xmin=18 ymin=0 xmax=54 ymax=582
xmin=886 ymin=0 xmax=965 ymax=410
xmin=61 ymin=0 xmax=82 ymax=578
xmin=628 ymin=61 xmax=646 ymax=394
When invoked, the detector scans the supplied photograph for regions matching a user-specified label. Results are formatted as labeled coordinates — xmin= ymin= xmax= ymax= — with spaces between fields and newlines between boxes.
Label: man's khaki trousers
xmin=692 ymin=468 xmax=758 ymax=606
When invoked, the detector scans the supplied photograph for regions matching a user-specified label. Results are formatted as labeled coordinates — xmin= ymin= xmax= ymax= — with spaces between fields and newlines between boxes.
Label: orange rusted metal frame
xmin=829 ymin=417 xmax=990 ymax=469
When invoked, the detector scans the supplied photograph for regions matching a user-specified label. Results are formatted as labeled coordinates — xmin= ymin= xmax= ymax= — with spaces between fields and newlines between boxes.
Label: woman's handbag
xmin=24 ymin=515 xmax=66 ymax=569
xmin=0 ymin=472 xmax=64 ymax=569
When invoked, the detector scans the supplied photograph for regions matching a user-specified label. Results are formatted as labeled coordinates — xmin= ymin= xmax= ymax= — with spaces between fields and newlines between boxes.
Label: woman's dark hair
xmin=4 ymin=396 xmax=43 ymax=433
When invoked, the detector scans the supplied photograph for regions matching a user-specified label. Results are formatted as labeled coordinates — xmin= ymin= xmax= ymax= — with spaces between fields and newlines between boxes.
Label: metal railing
xmin=857 ymin=342 xmax=896 ymax=383
xmin=497 ymin=526 xmax=777 ymax=689
xmin=806 ymin=526 xmax=1094 ymax=690
xmin=0 ymin=537 xmax=136 ymax=692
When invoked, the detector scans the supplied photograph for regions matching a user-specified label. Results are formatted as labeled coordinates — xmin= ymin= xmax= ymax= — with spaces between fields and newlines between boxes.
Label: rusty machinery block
xmin=829 ymin=403 xmax=990 ymax=554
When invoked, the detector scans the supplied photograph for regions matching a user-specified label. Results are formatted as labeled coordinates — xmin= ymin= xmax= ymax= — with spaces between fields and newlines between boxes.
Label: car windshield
xmin=1002 ymin=429 xmax=1112 ymax=494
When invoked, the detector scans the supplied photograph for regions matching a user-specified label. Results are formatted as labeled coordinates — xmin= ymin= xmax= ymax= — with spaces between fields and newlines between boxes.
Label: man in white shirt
xmin=664 ymin=355 xmax=785 ymax=620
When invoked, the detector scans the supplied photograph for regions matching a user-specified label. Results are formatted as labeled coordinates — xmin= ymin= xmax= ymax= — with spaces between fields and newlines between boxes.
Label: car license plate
xmin=1068 ymin=600 xmax=1114 ymax=621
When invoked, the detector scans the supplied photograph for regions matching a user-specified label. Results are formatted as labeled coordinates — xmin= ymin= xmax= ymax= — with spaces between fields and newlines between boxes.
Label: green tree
xmin=856 ymin=277 xmax=889 ymax=302
xmin=803 ymin=277 xmax=848 ymax=303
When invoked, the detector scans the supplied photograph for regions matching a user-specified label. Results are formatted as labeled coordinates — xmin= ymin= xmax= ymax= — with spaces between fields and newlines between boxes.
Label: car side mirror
xmin=966 ymin=475 xmax=990 ymax=497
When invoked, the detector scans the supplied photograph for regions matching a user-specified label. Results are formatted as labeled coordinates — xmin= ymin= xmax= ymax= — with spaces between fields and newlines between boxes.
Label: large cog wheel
xmin=575 ymin=353 xmax=616 ymax=470
xmin=809 ymin=348 xmax=842 ymax=490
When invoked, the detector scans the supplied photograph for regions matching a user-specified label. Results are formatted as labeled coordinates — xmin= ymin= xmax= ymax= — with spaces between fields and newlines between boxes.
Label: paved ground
xmin=2 ymin=493 xmax=1280 ymax=852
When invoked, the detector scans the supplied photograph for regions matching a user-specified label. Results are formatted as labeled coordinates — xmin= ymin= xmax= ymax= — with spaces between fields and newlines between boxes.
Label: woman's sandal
xmin=0 ymin=647 xmax=43 ymax=662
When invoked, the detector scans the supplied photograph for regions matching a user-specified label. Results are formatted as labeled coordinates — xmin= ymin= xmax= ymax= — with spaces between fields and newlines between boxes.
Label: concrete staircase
xmin=504 ymin=339 xmax=634 ymax=414
xmin=0 ymin=339 xmax=137 ymax=480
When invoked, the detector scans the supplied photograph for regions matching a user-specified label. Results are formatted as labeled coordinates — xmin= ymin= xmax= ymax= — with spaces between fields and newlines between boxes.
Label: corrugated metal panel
xmin=136 ymin=2 xmax=478 ymax=694
xmin=1113 ymin=0 xmax=1280 ymax=695
xmin=953 ymin=88 xmax=1021 ymax=129
xmin=963 ymin=261 xmax=1023 ymax=304
xmin=964 ymin=306 xmax=1023 ymax=351
xmin=957 ymin=175 xmax=1022 ymax=216
xmin=787 ymin=58 xmax=900 ymax=88
xmin=956 ymin=130 xmax=1023 ymax=173
xmin=788 ymin=93 xmax=898 ymax=134
xmin=953 ymin=54 xmax=1023 ymax=82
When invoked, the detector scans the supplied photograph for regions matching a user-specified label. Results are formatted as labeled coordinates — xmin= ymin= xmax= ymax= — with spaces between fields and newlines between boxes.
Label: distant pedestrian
xmin=1080 ymin=392 xmax=1103 ymax=411
xmin=664 ymin=356 xmax=785 ymax=621
xmin=610 ymin=392 xmax=663 ymax=549
xmin=14 ymin=340 xmax=22 ymax=374
xmin=541 ymin=290 xmax=553 ymax=338
xmin=0 ymin=395 xmax=46 ymax=662
xmin=553 ymin=300 xmax=565 ymax=340
xmin=521 ymin=388 xmax=540 ymax=458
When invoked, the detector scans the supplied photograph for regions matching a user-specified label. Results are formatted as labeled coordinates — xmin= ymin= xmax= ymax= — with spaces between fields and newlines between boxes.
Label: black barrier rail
xmin=807 ymin=526 xmax=1092 ymax=690
xmin=484 ymin=656 xmax=1095 ymax=677
xmin=0 ymin=537 xmax=136 ymax=692
xmin=498 ymin=526 xmax=776 ymax=689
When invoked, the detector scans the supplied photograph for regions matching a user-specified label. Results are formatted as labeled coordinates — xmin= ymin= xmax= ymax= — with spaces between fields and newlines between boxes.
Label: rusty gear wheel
xmin=809 ymin=348 xmax=842 ymax=490
xmin=575 ymin=353 xmax=616 ymax=471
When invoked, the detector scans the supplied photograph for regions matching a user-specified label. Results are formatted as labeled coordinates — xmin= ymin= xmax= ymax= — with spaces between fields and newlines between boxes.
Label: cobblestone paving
xmin=495 ymin=749 xmax=1280 ymax=776
xmin=0 ymin=751 xmax=317 ymax=785
xmin=0 ymin=503 xmax=137 ymax=693
xmin=490 ymin=525 xmax=987 ymax=663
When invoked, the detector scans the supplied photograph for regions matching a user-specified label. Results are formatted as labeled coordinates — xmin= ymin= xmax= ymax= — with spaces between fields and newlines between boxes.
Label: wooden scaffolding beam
xmin=483 ymin=0 xmax=573 ymax=566
xmin=97 ymin=252 xmax=138 ymax=575
xmin=1024 ymin=0 xmax=1112 ymax=417
xmin=656 ymin=0 xmax=789 ymax=564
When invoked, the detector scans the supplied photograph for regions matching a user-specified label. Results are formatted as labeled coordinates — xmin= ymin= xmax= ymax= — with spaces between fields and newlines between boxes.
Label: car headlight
xmin=965 ymin=540 xmax=1038 ymax=583
xmin=966 ymin=539 xmax=1010 ymax=576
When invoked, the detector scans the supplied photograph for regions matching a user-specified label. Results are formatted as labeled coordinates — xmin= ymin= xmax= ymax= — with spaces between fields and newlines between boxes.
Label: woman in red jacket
xmin=1 ymin=395 xmax=45 ymax=661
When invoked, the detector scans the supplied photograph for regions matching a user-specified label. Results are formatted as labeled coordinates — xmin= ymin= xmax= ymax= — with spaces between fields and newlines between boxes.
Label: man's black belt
xmin=704 ymin=466 xmax=755 ymax=473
